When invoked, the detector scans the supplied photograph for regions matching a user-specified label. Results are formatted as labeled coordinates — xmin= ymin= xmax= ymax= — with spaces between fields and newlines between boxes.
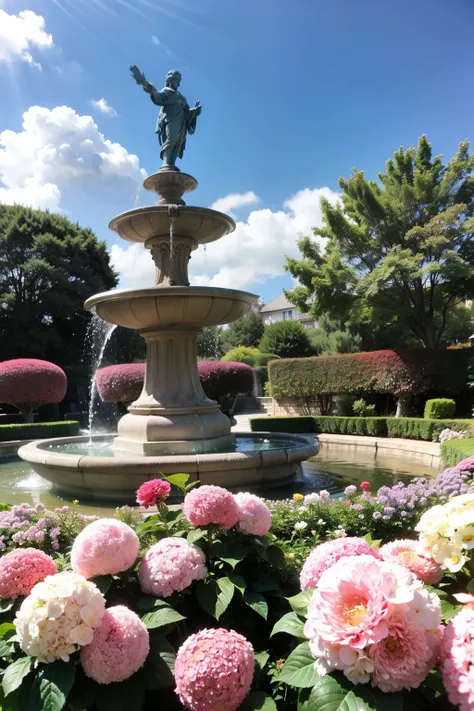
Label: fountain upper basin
xmin=85 ymin=286 xmax=258 ymax=330
xmin=109 ymin=205 xmax=235 ymax=246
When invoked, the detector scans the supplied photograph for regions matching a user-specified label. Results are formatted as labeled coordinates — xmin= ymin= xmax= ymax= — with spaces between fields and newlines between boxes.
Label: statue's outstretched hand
xmin=193 ymin=100 xmax=202 ymax=117
xmin=130 ymin=65 xmax=147 ymax=87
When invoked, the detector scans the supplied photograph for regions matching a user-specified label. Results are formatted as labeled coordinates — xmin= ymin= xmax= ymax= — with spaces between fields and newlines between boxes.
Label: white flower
xmin=405 ymin=589 xmax=442 ymax=630
xmin=15 ymin=572 xmax=105 ymax=663
xmin=319 ymin=490 xmax=330 ymax=500
xmin=294 ymin=521 xmax=308 ymax=531
xmin=304 ymin=493 xmax=320 ymax=506
xmin=334 ymin=527 xmax=347 ymax=538
xmin=317 ymin=519 xmax=325 ymax=525
xmin=431 ymin=541 xmax=468 ymax=572
xmin=415 ymin=505 xmax=447 ymax=535
xmin=344 ymin=485 xmax=357 ymax=496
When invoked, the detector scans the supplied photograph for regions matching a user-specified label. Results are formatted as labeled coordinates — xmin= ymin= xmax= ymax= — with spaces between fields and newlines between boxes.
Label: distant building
xmin=259 ymin=293 xmax=317 ymax=328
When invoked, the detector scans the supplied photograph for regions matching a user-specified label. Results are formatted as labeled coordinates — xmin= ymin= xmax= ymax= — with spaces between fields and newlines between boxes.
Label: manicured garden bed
xmin=0 ymin=421 xmax=80 ymax=442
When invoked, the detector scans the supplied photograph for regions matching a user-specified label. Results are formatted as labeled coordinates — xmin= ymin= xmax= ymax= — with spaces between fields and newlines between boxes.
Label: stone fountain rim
xmin=84 ymin=285 xmax=259 ymax=312
xmin=109 ymin=205 xmax=236 ymax=234
xmin=18 ymin=432 xmax=319 ymax=470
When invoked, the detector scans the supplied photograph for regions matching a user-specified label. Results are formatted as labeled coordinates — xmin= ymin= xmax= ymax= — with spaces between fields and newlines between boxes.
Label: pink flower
xmin=440 ymin=604 xmax=474 ymax=711
xmin=456 ymin=455 xmax=474 ymax=472
xmin=183 ymin=485 xmax=239 ymax=530
xmin=138 ymin=537 xmax=207 ymax=597
xmin=234 ymin=493 xmax=271 ymax=536
xmin=71 ymin=519 xmax=139 ymax=579
xmin=80 ymin=606 xmax=149 ymax=684
xmin=0 ymin=548 xmax=57 ymax=599
xmin=380 ymin=540 xmax=442 ymax=584
xmin=300 ymin=537 xmax=381 ymax=590
xmin=304 ymin=555 xmax=391 ymax=650
xmin=360 ymin=481 xmax=371 ymax=491
xmin=136 ymin=479 xmax=171 ymax=508
xmin=369 ymin=611 xmax=441 ymax=692
xmin=175 ymin=628 xmax=254 ymax=711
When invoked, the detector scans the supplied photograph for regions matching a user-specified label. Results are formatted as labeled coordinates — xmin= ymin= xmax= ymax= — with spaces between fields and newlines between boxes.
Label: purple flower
xmin=49 ymin=528 xmax=60 ymax=539
xmin=373 ymin=511 xmax=382 ymax=520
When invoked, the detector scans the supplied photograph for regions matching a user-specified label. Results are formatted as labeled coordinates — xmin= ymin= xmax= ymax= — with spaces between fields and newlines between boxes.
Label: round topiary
xmin=96 ymin=364 xmax=145 ymax=405
xmin=0 ymin=359 xmax=67 ymax=422
xmin=198 ymin=361 xmax=254 ymax=404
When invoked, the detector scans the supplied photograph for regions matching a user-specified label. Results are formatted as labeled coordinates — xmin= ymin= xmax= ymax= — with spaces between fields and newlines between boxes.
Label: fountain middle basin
xmin=18 ymin=433 xmax=319 ymax=503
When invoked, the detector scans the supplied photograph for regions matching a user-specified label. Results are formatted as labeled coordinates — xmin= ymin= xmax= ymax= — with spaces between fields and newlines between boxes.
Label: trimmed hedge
xmin=269 ymin=348 xmax=472 ymax=400
xmin=424 ymin=398 xmax=455 ymax=419
xmin=250 ymin=416 xmax=317 ymax=433
xmin=441 ymin=438 xmax=474 ymax=468
xmin=0 ymin=421 xmax=80 ymax=442
xmin=250 ymin=415 xmax=473 ymax=441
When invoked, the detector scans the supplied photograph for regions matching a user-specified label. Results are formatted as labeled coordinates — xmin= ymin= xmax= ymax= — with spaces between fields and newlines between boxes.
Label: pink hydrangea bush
xmin=380 ymin=539 xmax=443 ymax=584
xmin=0 ymin=548 xmax=57 ymax=599
xmin=304 ymin=554 xmax=442 ymax=691
xmin=174 ymin=628 xmax=254 ymax=711
xmin=183 ymin=485 xmax=239 ymax=530
xmin=234 ymin=492 xmax=272 ymax=536
xmin=440 ymin=602 xmax=474 ymax=711
xmin=80 ymin=606 xmax=149 ymax=684
xmin=300 ymin=537 xmax=381 ymax=590
xmin=138 ymin=537 xmax=207 ymax=597
xmin=136 ymin=478 xmax=171 ymax=508
xmin=96 ymin=363 xmax=145 ymax=404
xmin=0 ymin=358 xmax=67 ymax=418
xmin=71 ymin=519 xmax=139 ymax=578
xmin=456 ymin=455 xmax=474 ymax=472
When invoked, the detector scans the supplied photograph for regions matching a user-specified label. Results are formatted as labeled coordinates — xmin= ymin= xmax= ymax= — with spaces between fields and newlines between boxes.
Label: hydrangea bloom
xmin=183 ymin=485 xmax=239 ymax=529
xmin=71 ymin=519 xmax=139 ymax=578
xmin=380 ymin=539 xmax=442 ymax=584
xmin=416 ymin=493 xmax=474 ymax=572
xmin=440 ymin=603 xmax=474 ymax=711
xmin=138 ymin=537 xmax=207 ymax=597
xmin=304 ymin=493 xmax=320 ymax=505
xmin=15 ymin=572 xmax=105 ymax=663
xmin=304 ymin=555 xmax=442 ymax=691
xmin=0 ymin=548 xmax=57 ymax=599
xmin=80 ymin=606 xmax=149 ymax=684
xmin=234 ymin=492 xmax=271 ymax=536
xmin=300 ymin=537 xmax=380 ymax=590
xmin=456 ymin=456 xmax=474 ymax=472
xmin=136 ymin=478 xmax=171 ymax=508
xmin=175 ymin=628 xmax=254 ymax=711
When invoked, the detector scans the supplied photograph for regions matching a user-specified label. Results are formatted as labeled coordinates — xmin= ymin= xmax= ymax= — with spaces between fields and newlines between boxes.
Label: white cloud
xmin=0 ymin=10 xmax=53 ymax=68
xmin=90 ymin=98 xmax=117 ymax=117
xmin=0 ymin=105 xmax=146 ymax=210
xmin=110 ymin=187 xmax=340 ymax=291
xmin=152 ymin=36 xmax=160 ymax=45
xmin=210 ymin=191 xmax=260 ymax=217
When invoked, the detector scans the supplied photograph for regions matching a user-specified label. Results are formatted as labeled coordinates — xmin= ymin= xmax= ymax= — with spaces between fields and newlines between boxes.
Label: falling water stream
xmin=86 ymin=315 xmax=117 ymax=444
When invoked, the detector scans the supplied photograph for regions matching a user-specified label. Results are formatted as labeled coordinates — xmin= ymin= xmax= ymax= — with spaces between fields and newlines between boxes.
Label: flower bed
xmin=1 ymin=465 xmax=474 ymax=710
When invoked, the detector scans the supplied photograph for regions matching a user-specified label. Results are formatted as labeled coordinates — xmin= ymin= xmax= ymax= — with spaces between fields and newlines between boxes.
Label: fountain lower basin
xmin=18 ymin=433 xmax=319 ymax=503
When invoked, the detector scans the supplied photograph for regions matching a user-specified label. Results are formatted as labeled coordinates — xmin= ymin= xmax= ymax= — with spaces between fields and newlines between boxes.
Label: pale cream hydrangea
xmin=15 ymin=572 xmax=105 ymax=663
xmin=415 ymin=494 xmax=474 ymax=572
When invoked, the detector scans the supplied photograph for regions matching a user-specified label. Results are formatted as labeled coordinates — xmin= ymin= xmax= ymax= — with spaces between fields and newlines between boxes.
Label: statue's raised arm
xmin=129 ymin=66 xmax=202 ymax=170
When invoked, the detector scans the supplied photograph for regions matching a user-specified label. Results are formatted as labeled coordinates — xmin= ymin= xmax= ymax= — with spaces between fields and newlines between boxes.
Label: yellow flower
xmin=293 ymin=493 xmax=304 ymax=502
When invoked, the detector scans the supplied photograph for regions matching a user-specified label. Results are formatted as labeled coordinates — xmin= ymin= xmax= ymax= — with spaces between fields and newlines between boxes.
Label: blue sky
xmin=1 ymin=0 xmax=474 ymax=302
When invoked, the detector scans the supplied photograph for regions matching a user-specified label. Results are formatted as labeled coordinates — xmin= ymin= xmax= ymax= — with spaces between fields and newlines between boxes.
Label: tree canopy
xmin=0 ymin=204 xmax=117 ymax=366
xmin=259 ymin=320 xmax=313 ymax=358
xmin=285 ymin=135 xmax=474 ymax=348
xmin=222 ymin=310 xmax=264 ymax=351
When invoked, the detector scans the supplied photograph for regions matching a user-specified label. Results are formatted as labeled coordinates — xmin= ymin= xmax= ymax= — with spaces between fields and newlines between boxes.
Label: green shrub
xmin=259 ymin=320 xmax=313 ymax=358
xmin=352 ymin=398 xmax=376 ymax=417
xmin=250 ymin=416 xmax=316 ymax=433
xmin=264 ymin=381 xmax=272 ymax=396
xmin=424 ymin=398 xmax=456 ymax=419
xmin=313 ymin=416 xmax=388 ymax=436
xmin=387 ymin=417 xmax=471 ymax=441
xmin=441 ymin=438 xmax=474 ymax=467
xmin=0 ymin=421 xmax=80 ymax=442
xmin=253 ymin=352 xmax=280 ymax=366
xmin=221 ymin=346 xmax=261 ymax=365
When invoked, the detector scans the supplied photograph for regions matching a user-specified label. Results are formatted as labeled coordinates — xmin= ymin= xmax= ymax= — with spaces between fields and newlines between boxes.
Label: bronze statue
xmin=130 ymin=66 xmax=202 ymax=170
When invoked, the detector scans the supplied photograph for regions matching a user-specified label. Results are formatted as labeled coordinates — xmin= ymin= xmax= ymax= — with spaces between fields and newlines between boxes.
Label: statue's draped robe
xmin=145 ymin=84 xmax=197 ymax=167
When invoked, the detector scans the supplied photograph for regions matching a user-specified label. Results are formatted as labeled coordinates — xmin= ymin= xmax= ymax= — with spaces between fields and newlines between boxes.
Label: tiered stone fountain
xmin=19 ymin=69 xmax=318 ymax=502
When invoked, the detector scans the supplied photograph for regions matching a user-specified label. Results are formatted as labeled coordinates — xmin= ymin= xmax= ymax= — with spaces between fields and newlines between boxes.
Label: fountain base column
xmin=114 ymin=327 xmax=234 ymax=455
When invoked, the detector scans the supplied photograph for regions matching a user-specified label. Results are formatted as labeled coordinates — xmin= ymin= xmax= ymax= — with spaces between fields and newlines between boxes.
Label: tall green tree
xmin=0 ymin=204 xmax=117 ymax=366
xmin=285 ymin=136 xmax=474 ymax=348
xmin=222 ymin=310 xmax=264 ymax=351
xmin=197 ymin=326 xmax=225 ymax=359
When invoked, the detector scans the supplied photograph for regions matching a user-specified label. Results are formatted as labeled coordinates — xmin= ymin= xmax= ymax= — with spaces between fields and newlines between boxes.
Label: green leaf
xmin=440 ymin=598 xmax=462 ymax=622
xmin=0 ymin=623 xmax=16 ymax=657
xmin=277 ymin=642 xmax=319 ymax=688
xmin=287 ymin=589 xmax=313 ymax=617
xmin=0 ymin=599 xmax=14 ymax=614
xmin=271 ymin=611 xmax=305 ymax=638
xmin=467 ymin=579 xmax=474 ymax=595
xmin=243 ymin=591 xmax=268 ymax=620
xmin=254 ymin=651 xmax=270 ymax=672
xmin=141 ymin=603 xmax=185 ymax=630
xmin=238 ymin=691 xmax=277 ymax=710
xmin=2 ymin=657 xmax=33 ymax=697
xmin=145 ymin=634 xmax=176 ymax=690
xmin=251 ymin=574 xmax=281 ymax=594
xmin=212 ymin=541 xmax=247 ymax=569
xmin=196 ymin=580 xmax=219 ymax=618
xmin=187 ymin=528 xmax=206 ymax=545
xmin=136 ymin=596 xmax=167 ymax=612
xmin=30 ymin=662 xmax=75 ymax=711
xmin=228 ymin=572 xmax=246 ymax=595
xmin=216 ymin=577 xmax=235 ymax=620
xmin=298 ymin=678 xmax=403 ymax=711
xmin=89 ymin=575 xmax=112 ymax=595
xmin=266 ymin=545 xmax=285 ymax=568
xmin=164 ymin=473 xmax=190 ymax=491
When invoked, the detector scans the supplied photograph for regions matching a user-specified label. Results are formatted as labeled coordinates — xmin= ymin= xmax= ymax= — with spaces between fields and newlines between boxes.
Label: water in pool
xmin=0 ymin=449 xmax=439 ymax=515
